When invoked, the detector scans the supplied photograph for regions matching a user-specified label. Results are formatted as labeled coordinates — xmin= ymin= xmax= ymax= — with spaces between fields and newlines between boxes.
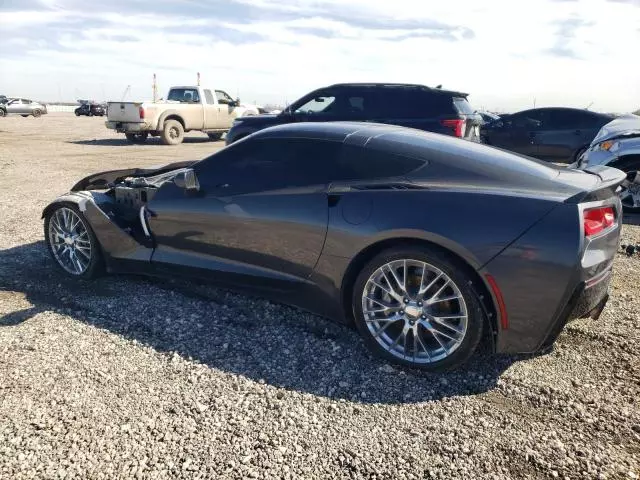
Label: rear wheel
xmin=75 ymin=110 xmax=81 ymax=116
xmin=125 ymin=132 xmax=148 ymax=144
xmin=352 ymin=246 xmax=484 ymax=371
xmin=617 ymin=157 xmax=640 ymax=213
xmin=207 ymin=132 xmax=223 ymax=141
xmin=44 ymin=204 xmax=103 ymax=279
xmin=161 ymin=119 xmax=184 ymax=145
xmin=0 ymin=109 xmax=5 ymax=117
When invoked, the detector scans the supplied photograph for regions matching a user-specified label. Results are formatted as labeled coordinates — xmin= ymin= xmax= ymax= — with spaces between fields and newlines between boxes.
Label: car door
xmin=492 ymin=110 xmax=544 ymax=157
xmin=202 ymin=89 xmax=219 ymax=129
xmin=534 ymin=109 xmax=592 ymax=162
xmin=214 ymin=90 xmax=236 ymax=127
xmin=147 ymin=138 xmax=337 ymax=290
xmin=6 ymin=99 xmax=22 ymax=114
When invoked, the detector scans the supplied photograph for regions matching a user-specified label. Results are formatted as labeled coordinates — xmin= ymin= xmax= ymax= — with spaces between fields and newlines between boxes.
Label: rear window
xmin=167 ymin=88 xmax=200 ymax=103
xmin=336 ymin=145 xmax=426 ymax=180
xmin=452 ymin=97 xmax=475 ymax=115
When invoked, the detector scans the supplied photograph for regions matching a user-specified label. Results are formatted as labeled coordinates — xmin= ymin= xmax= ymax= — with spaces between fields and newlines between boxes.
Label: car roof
xmin=325 ymin=83 xmax=468 ymax=98
xmin=251 ymin=121 xmax=560 ymax=179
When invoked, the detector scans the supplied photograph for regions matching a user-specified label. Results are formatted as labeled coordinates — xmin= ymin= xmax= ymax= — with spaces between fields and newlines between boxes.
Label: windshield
xmin=167 ymin=88 xmax=200 ymax=104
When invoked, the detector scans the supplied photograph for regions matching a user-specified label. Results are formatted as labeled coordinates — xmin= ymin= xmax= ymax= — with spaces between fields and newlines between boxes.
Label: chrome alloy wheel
xmin=48 ymin=207 xmax=92 ymax=275
xmin=361 ymin=259 xmax=468 ymax=364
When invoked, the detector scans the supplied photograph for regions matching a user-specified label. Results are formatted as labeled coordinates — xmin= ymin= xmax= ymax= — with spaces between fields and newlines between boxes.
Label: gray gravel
xmin=0 ymin=114 xmax=639 ymax=479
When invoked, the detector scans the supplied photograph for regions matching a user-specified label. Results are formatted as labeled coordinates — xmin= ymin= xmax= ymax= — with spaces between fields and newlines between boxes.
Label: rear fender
xmin=42 ymin=192 xmax=152 ymax=265
xmin=156 ymin=110 xmax=186 ymax=131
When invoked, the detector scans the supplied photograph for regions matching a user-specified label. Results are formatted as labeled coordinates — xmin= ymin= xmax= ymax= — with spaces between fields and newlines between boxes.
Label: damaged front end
xmin=43 ymin=161 xmax=197 ymax=273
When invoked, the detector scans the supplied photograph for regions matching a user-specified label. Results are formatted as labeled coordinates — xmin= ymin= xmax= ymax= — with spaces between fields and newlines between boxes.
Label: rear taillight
xmin=441 ymin=119 xmax=465 ymax=138
xmin=583 ymin=206 xmax=615 ymax=237
xmin=139 ymin=106 xmax=145 ymax=119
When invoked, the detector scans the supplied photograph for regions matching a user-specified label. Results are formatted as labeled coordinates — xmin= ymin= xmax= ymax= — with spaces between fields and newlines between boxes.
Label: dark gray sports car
xmin=43 ymin=122 xmax=624 ymax=371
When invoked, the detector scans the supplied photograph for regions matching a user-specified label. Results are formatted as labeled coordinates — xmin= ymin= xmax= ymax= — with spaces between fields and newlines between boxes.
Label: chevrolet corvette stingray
xmin=43 ymin=122 xmax=624 ymax=370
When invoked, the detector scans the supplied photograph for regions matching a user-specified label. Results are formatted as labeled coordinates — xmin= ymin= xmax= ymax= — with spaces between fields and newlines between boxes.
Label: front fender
xmin=43 ymin=192 xmax=152 ymax=266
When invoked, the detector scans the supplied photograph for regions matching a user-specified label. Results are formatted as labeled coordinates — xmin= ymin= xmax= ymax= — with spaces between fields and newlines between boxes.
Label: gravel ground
xmin=0 ymin=114 xmax=639 ymax=480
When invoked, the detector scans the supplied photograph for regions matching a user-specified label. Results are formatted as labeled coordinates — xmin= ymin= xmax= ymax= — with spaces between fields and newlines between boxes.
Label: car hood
xmin=71 ymin=160 xmax=197 ymax=191
xmin=234 ymin=113 xmax=290 ymax=127
xmin=590 ymin=113 xmax=640 ymax=146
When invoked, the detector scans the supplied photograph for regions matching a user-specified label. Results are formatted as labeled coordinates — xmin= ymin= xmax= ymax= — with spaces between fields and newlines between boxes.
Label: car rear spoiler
xmin=565 ymin=165 xmax=628 ymax=204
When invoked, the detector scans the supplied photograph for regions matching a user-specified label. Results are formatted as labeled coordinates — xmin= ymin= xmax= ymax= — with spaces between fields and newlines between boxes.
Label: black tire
xmin=75 ymin=110 xmax=81 ymax=116
xmin=125 ymin=132 xmax=148 ymax=144
xmin=44 ymin=203 xmax=104 ymax=279
xmin=616 ymin=157 xmax=640 ymax=213
xmin=33 ymin=110 xmax=41 ymax=118
xmin=21 ymin=114 xmax=28 ymax=117
xmin=207 ymin=132 xmax=223 ymax=141
xmin=161 ymin=119 xmax=184 ymax=145
xmin=352 ymin=245 xmax=484 ymax=371
xmin=0 ymin=109 xmax=6 ymax=117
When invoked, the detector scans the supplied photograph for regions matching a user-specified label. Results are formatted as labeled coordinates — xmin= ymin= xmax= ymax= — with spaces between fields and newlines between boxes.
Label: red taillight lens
xmin=139 ymin=106 xmax=145 ymax=119
xmin=441 ymin=119 xmax=465 ymax=138
xmin=583 ymin=206 xmax=615 ymax=237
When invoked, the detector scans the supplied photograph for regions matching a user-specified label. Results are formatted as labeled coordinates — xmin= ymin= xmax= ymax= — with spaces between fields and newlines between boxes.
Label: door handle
xmin=215 ymin=183 xmax=230 ymax=189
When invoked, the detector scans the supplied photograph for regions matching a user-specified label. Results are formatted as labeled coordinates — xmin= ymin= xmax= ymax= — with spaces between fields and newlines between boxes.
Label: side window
xmin=194 ymin=139 xmax=341 ymax=194
xmin=294 ymin=93 xmax=336 ymax=114
xmin=335 ymin=145 xmax=426 ymax=180
xmin=203 ymin=89 xmax=215 ymax=105
xmin=510 ymin=111 xmax=544 ymax=129
xmin=544 ymin=110 xmax=593 ymax=129
xmin=215 ymin=90 xmax=234 ymax=104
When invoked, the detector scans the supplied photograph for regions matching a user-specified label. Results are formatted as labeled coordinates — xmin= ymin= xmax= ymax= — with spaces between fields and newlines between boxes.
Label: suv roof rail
xmin=326 ymin=83 xmax=468 ymax=97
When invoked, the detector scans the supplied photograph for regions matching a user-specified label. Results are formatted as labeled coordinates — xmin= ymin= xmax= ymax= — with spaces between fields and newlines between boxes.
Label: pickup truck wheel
xmin=162 ymin=120 xmax=184 ymax=145
xmin=207 ymin=132 xmax=223 ymax=141
xmin=125 ymin=132 xmax=148 ymax=144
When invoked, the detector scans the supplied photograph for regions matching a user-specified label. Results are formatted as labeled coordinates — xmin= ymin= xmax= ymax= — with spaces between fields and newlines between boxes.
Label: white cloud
xmin=0 ymin=0 xmax=639 ymax=111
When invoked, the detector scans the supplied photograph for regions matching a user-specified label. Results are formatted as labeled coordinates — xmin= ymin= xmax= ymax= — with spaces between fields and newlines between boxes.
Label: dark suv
xmin=226 ymin=83 xmax=482 ymax=145
xmin=75 ymin=103 xmax=106 ymax=117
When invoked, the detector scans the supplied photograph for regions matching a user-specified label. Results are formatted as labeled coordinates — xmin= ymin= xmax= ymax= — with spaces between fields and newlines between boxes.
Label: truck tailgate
xmin=107 ymin=102 xmax=143 ymax=123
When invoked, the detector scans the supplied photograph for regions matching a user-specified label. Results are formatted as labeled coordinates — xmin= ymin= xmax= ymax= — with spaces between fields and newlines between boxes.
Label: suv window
xmin=167 ymin=88 xmax=200 ymax=103
xmin=452 ymin=97 xmax=475 ymax=115
xmin=294 ymin=94 xmax=337 ymax=114
xmin=203 ymin=89 xmax=215 ymax=105
xmin=375 ymin=89 xmax=454 ymax=118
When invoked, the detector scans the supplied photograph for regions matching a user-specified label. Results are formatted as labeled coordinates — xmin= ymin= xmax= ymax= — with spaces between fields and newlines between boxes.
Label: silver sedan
xmin=2 ymin=98 xmax=48 ymax=117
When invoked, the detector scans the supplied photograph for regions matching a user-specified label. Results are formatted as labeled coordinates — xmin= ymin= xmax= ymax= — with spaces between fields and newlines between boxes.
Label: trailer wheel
xmin=161 ymin=120 xmax=184 ymax=145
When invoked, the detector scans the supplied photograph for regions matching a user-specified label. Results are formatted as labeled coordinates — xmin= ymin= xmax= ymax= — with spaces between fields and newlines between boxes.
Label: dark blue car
xmin=226 ymin=83 xmax=483 ymax=145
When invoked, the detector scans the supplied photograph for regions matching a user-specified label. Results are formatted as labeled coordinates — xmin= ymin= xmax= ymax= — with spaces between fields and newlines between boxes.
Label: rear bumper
xmin=105 ymin=121 xmax=149 ymax=133
xmin=538 ymin=263 xmax=612 ymax=349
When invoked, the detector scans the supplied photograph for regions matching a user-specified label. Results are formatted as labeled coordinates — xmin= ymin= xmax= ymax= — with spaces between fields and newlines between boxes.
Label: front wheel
xmin=44 ymin=204 xmax=104 ymax=279
xmin=0 ymin=109 xmax=5 ymax=117
xmin=33 ymin=110 xmax=42 ymax=117
xmin=125 ymin=132 xmax=148 ymax=144
xmin=352 ymin=246 xmax=484 ymax=371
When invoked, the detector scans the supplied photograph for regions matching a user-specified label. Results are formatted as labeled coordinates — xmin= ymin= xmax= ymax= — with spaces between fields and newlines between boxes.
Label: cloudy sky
xmin=1 ymin=0 xmax=639 ymax=112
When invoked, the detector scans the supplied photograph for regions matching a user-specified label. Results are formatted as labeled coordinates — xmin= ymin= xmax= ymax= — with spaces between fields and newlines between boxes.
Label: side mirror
xmin=235 ymin=97 xmax=241 ymax=105
xmin=174 ymin=168 xmax=200 ymax=192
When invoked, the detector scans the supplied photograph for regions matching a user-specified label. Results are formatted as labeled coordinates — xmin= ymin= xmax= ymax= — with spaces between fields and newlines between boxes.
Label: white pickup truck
xmin=105 ymin=86 xmax=258 ymax=145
